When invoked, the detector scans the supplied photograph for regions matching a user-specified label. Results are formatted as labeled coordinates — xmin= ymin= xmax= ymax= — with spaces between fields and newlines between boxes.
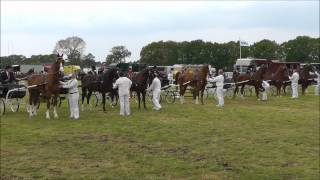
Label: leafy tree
xmin=280 ymin=36 xmax=319 ymax=63
xmin=250 ymin=39 xmax=280 ymax=60
xmin=106 ymin=46 xmax=131 ymax=65
xmin=81 ymin=53 xmax=96 ymax=68
xmin=53 ymin=36 xmax=86 ymax=65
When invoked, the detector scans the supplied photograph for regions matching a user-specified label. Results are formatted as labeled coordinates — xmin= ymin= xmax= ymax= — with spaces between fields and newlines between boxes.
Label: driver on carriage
xmin=0 ymin=65 xmax=16 ymax=85
xmin=127 ymin=66 xmax=134 ymax=80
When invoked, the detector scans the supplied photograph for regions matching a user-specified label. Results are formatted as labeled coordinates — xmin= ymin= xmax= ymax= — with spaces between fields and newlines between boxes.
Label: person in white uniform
xmin=289 ymin=69 xmax=300 ymax=99
xmin=315 ymin=71 xmax=320 ymax=95
xmin=261 ymin=80 xmax=270 ymax=101
xmin=147 ymin=72 xmax=162 ymax=111
xmin=113 ymin=72 xmax=132 ymax=116
xmin=60 ymin=73 xmax=79 ymax=119
xmin=208 ymin=69 xmax=224 ymax=107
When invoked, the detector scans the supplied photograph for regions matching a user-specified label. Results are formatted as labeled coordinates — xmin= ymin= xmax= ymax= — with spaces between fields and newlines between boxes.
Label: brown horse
xmin=175 ymin=65 xmax=209 ymax=104
xmin=263 ymin=64 xmax=289 ymax=96
xmin=130 ymin=68 xmax=153 ymax=109
xmin=233 ymin=64 xmax=269 ymax=99
xmin=27 ymin=54 xmax=64 ymax=119
xmin=299 ymin=64 xmax=315 ymax=95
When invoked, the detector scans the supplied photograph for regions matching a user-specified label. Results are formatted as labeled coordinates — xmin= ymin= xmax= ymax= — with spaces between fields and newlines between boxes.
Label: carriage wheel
xmin=164 ymin=91 xmax=175 ymax=104
xmin=269 ymin=86 xmax=277 ymax=96
xmin=224 ymin=88 xmax=234 ymax=99
xmin=203 ymin=89 xmax=209 ymax=99
xmin=0 ymin=98 xmax=5 ymax=116
xmin=8 ymin=98 xmax=20 ymax=112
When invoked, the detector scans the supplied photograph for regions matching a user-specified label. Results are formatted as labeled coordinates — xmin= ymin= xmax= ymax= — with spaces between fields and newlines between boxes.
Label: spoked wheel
xmin=164 ymin=91 xmax=175 ymax=104
xmin=8 ymin=98 xmax=20 ymax=112
xmin=224 ymin=88 xmax=234 ymax=99
xmin=203 ymin=89 xmax=209 ymax=99
xmin=269 ymin=86 xmax=277 ymax=96
xmin=0 ymin=98 xmax=5 ymax=116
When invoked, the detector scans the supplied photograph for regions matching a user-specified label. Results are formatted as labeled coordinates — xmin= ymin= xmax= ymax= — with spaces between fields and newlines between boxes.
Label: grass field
xmin=1 ymin=88 xmax=319 ymax=179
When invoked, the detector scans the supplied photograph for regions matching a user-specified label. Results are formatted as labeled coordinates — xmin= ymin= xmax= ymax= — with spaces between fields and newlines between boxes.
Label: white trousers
xmin=291 ymin=83 xmax=298 ymax=98
xmin=119 ymin=94 xmax=130 ymax=116
xmin=262 ymin=87 xmax=269 ymax=101
xmin=68 ymin=93 xmax=79 ymax=119
xmin=216 ymin=87 xmax=224 ymax=106
xmin=152 ymin=90 xmax=162 ymax=110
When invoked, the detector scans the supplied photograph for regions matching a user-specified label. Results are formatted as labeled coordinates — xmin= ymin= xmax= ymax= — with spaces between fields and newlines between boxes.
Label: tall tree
xmin=106 ymin=46 xmax=131 ymax=65
xmin=53 ymin=36 xmax=86 ymax=65
xmin=81 ymin=53 xmax=96 ymax=68
xmin=280 ymin=36 xmax=319 ymax=63
xmin=250 ymin=39 xmax=280 ymax=60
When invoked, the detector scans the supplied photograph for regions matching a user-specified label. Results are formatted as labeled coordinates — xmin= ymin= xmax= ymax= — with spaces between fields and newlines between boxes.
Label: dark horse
xmin=263 ymin=64 xmax=289 ymax=96
xmin=79 ymin=71 xmax=101 ymax=111
xmin=299 ymin=64 xmax=315 ymax=95
xmin=175 ymin=65 xmax=209 ymax=104
xmin=130 ymin=68 xmax=153 ymax=109
xmin=27 ymin=54 xmax=64 ymax=119
xmin=233 ymin=64 xmax=269 ymax=100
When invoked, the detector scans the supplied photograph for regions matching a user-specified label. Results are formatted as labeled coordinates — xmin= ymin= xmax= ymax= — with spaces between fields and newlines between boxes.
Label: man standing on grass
xmin=113 ymin=71 xmax=132 ymax=116
xmin=261 ymin=80 xmax=270 ymax=101
xmin=208 ymin=69 xmax=224 ymax=107
xmin=289 ymin=69 xmax=299 ymax=99
xmin=147 ymin=72 xmax=162 ymax=111
xmin=60 ymin=73 xmax=79 ymax=120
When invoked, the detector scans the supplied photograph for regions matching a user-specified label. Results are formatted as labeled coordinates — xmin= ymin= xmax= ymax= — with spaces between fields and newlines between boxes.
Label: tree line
xmin=140 ymin=36 xmax=319 ymax=69
xmin=1 ymin=36 xmax=319 ymax=70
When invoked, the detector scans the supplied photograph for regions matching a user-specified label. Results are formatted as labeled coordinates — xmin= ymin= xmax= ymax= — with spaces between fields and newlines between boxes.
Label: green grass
xmin=1 ymin=88 xmax=319 ymax=179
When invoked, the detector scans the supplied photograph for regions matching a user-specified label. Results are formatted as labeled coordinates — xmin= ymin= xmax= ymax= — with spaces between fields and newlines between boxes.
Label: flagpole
xmin=239 ymin=40 xmax=241 ymax=59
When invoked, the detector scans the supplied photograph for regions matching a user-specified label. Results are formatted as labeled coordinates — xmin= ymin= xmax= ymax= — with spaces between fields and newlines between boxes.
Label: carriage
xmin=0 ymin=83 xmax=27 ymax=116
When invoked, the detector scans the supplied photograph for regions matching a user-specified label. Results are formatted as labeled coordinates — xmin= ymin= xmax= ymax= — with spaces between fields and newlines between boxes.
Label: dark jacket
xmin=0 ymin=71 xmax=16 ymax=84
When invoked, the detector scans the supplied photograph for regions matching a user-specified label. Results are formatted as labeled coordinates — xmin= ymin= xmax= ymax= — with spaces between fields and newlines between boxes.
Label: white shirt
xmin=113 ymin=77 xmax=132 ymax=96
xmin=147 ymin=77 xmax=161 ymax=92
xmin=62 ymin=78 xmax=78 ymax=94
xmin=315 ymin=72 xmax=320 ymax=84
xmin=289 ymin=72 xmax=299 ymax=84
xmin=208 ymin=75 xmax=224 ymax=88
xmin=262 ymin=80 xmax=270 ymax=89
xmin=167 ymin=72 xmax=173 ymax=81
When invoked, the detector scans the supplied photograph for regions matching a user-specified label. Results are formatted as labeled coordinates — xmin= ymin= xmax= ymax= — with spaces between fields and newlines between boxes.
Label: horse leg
xmin=233 ymin=85 xmax=238 ymax=99
xmin=180 ymin=86 xmax=186 ymax=104
xmin=46 ymin=95 xmax=51 ymax=119
xmin=33 ymin=92 xmax=39 ymax=116
xmin=81 ymin=88 xmax=86 ymax=111
xmin=137 ymin=92 xmax=141 ymax=109
xmin=200 ymin=89 xmax=204 ymax=105
xmin=142 ymin=91 xmax=147 ymax=110
xmin=194 ymin=90 xmax=199 ymax=105
xmin=87 ymin=90 xmax=93 ymax=111
xmin=102 ymin=92 xmax=106 ymax=112
xmin=240 ymin=84 xmax=245 ymax=99
xmin=28 ymin=92 xmax=34 ymax=117
xmin=255 ymin=85 xmax=260 ymax=100
xmin=53 ymin=94 xmax=59 ymax=119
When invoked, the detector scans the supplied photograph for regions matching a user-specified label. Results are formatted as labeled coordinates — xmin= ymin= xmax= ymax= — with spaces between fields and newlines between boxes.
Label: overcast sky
xmin=1 ymin=0 xmax=319 ymax=62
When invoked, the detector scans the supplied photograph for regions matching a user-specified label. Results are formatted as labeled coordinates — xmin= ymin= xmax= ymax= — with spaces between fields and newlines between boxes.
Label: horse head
xmin=55 ymin=54 xmax=65 ymax=74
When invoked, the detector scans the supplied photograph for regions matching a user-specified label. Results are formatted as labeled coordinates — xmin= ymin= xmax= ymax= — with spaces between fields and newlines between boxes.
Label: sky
xmin=1 ymin=0 xmax=319 ymax=62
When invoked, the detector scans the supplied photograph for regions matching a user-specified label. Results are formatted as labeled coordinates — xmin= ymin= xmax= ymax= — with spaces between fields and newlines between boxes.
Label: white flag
xmin=240 ymin=40 xmax=250 ymax=47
